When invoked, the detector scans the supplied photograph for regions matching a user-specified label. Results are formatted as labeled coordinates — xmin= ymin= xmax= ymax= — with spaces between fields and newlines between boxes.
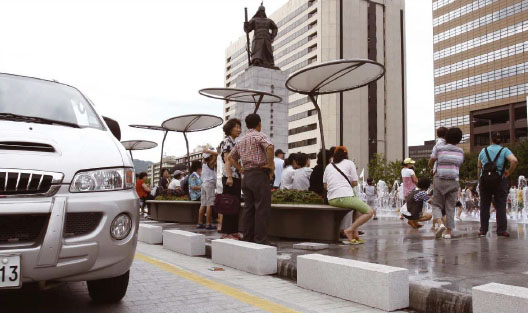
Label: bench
xmin=265 ymin=203 xmax=349 ymax=241
xmin=163 ymin=230 xmax=205 ymax=256
xmin=473 ymin=283 xmax=528 ymax=313
xmin=147 ymin=200 xmax=200 ymax=223
xmin=211 ymin=239 xmax=277 ymax=275
xmin=147 ymin=201 xmax=350 ymax=242
xmin=297 ymin=254 xmax=409 ymax=311
xmin=138 ymin=224 xmax=163 ymax=244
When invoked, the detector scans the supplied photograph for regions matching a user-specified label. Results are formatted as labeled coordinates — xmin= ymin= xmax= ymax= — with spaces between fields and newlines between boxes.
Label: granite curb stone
xmin=138 ymin=224 xmax=163 ymax=244
xmin=163 ymin=229 xmax=205 ymax=256
xmin=211 ymin=239 xmax=277 ymax=275
xmin=297 ymin=254 xmax=409 ymax=311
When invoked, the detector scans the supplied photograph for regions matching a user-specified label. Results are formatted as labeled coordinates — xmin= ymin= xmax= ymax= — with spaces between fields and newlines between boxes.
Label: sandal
xmin=342 ymin=239 xmax=364 ymax=245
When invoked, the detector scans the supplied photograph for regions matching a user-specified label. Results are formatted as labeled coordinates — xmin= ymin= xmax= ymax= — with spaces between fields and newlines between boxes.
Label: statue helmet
xmin=254 ymin=2 xmax=267 ymax=18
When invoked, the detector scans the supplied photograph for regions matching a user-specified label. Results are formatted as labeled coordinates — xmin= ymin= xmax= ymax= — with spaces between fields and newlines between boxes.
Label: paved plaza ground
xmin=171 ymin=216 xmax=528 ymax=295
xmin=2 ymin=217 xmax=526 ymax=313
xmin=0 ymin=242 xmax=409 ymax=313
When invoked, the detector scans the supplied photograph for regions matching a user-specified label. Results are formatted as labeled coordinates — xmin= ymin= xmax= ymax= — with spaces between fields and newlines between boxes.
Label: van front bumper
xmin=0 ymin=187 xmax=139 ymax=283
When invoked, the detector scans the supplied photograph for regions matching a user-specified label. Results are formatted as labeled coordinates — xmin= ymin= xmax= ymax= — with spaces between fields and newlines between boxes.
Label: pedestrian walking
xmin=227 ymin=114 xmax=275 ymax=245
xmin=477 ymin=132 xmax=518 ymax=237
xmin=220 ymin=118 xmax=243 ymax=239
xmin=323 ymin=146 xmax=373 ymax=245
xmin=429 ymin=127 xmax=464 ymax=239
xmin=364 ymin=178 xmax=378 ymax=220
xmin=273 ymin=149 xmax=285 ymax=189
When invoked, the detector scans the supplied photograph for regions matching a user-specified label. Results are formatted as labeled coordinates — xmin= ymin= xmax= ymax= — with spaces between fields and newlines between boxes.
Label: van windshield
xmin=0 ymin=74 xmax=103 ymax=129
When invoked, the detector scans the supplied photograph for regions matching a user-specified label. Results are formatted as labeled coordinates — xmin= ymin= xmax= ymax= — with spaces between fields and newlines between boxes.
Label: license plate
xmin=0 ymin=255 xmax=21 ymax=288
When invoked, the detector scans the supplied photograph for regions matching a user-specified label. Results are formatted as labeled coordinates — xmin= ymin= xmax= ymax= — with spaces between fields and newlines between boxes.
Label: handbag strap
xmin=331 ymin=162 xmax=354 ymax=189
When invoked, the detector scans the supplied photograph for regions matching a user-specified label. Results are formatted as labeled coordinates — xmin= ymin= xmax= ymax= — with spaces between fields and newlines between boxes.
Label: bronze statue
xmin=244 ymin=4 xmax=279 ymax=69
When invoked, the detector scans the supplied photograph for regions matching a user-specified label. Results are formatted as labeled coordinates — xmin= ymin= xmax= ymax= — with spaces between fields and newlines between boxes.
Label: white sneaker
xmin=435 ymin=225 xmax=447 ymax=238
xmin=442 ymin=233 xmax=451 ymax=239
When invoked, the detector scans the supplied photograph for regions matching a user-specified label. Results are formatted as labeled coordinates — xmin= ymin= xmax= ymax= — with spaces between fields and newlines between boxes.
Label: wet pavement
xmin=153 ymin=217 xmax=528 ymax=295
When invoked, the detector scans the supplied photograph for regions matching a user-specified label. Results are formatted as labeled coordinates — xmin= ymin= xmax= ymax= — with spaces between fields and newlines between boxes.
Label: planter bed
xmin=146 ymin=200 xmax=350 ymax=241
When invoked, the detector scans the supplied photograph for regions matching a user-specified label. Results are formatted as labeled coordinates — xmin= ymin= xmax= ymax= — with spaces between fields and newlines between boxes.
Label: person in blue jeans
xmin=477 ymin=132 xmax=518 ymax=237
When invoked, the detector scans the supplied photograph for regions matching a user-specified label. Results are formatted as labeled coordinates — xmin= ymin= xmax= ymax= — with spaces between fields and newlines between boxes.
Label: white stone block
xmin=297 ymin=254 xmax=409 ymax=311
xmin=211 ymin=239 xmax=277 ymax=275
xmin=293 ymin=243 xmax=329 ymax=251
xmin=138 ymin=224 xmax=162 ymax=244
xmin=163 ymin=230 xmax=205 ymax=256
xmin=473 ymin=283 xmax=528 ymax=313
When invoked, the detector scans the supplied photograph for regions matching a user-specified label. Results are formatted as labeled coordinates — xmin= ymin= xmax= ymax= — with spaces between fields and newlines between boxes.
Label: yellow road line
xmin=135 ymin=253 xmax=299 ymax=313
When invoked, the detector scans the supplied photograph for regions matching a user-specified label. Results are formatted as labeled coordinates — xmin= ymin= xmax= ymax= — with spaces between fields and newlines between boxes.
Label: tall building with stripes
xmin=224 ymin=0 xmax=406 ymax=171
xmin=433 ymin=0 xmax=528 ymax=152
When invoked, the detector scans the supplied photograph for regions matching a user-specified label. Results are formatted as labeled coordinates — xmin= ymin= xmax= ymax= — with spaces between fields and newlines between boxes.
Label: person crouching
xmin=403 ymin=177 xmax=433 ymax=229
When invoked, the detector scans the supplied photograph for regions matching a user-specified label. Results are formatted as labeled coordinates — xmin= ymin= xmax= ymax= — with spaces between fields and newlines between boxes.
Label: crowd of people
xmin=135 ymin=114 xmax=521 ymax=245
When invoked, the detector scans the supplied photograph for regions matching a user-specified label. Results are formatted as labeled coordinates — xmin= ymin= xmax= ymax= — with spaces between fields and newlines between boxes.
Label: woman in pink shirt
xmin=401 ymin=158 xmax=418 ymax=199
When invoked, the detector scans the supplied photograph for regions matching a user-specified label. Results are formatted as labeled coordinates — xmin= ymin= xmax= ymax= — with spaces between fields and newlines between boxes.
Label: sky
xmin=0 ymin=0 xmax=434 ymax=162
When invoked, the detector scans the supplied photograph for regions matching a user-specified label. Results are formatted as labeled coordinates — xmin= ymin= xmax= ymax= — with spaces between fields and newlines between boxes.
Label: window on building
xmin=288 ymin=123 xmax=317 ymax=135
xmin=289 ymin=138 xmax=317 ymax=149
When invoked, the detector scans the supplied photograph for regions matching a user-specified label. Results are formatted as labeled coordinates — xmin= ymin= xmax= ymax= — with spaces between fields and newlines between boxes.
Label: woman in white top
xmin=292 ymin=153 xmax=312 ymax=191
xmin=323 ymin=146 xmax=373 ymax=244
xmin=280 ymin=153 xmax=299 ymax=190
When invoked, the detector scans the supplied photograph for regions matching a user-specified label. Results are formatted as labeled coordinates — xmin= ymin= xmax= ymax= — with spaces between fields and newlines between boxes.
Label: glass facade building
xmin=433 ymin=0 xmax=528 ymax=152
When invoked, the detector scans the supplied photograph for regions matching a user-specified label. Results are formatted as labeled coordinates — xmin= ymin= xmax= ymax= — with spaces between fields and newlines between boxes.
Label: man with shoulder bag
xmin=478 ymin=132 xmax=518 ymax=237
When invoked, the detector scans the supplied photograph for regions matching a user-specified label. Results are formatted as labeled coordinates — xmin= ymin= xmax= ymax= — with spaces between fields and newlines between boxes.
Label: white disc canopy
xmin=161 ymin=114 xmax=223 ymax=133
xmin=121 ymin=140 xmax=158 ymax=151
xmin=285 ymin=59 xmax=385 ymax=168
xmin=199 ymin=87 xmax=281 ymax=104
xmin=285 ymin=59 xmax=385 ymax=95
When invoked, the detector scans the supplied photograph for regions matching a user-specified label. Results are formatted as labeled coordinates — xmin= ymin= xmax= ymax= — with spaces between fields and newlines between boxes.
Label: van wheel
xmin=87 ymin=270 xmax=129 ymax=303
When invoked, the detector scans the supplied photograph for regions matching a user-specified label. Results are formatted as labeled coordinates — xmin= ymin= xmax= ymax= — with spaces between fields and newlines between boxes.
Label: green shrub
xmin=155 ymin=194 xmax=190 ymax=201
xmin=271 ymin=189 xmax=324 ymax=205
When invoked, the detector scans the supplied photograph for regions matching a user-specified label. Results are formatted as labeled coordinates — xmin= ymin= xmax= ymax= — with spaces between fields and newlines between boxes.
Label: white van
xmin=0 ymin=73 xmax=139 ymax=303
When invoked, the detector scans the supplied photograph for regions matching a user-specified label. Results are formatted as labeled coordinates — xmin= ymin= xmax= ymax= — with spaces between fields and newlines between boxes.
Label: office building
xmin=224 ymin=0 xmax=406 ymax=170
xmin=433 ymin=0 xmax=528 ymax=152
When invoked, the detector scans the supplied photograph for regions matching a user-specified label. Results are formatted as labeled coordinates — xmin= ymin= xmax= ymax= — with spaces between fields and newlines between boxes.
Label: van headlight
xmin=111 ymin=213 xmax=132 ymax=240
xmin=70 ymin=168 xmax=135 ymax=192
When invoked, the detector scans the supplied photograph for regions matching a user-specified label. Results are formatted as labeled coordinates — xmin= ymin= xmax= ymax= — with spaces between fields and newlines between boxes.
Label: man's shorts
xmin=201 ymin=182 xmax=216 ymax=207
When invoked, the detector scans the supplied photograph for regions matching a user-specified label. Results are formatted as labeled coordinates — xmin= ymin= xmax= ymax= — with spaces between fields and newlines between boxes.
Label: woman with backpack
xmin=477 ymin=132 xmax=518 ymax=237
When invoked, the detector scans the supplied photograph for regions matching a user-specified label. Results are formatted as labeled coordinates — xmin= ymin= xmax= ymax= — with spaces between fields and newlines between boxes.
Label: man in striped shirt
xmin=428 ymin=127 xmax=464 ymax=239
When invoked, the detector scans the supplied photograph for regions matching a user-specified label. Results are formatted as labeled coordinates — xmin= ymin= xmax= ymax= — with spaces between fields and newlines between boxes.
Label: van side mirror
xmin=102 ymin=116 xmax=121 ymax=140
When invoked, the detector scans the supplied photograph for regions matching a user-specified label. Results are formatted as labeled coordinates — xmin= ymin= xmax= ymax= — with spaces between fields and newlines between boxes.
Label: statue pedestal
xmin=231 ymin=66 xmax=289 ymax=154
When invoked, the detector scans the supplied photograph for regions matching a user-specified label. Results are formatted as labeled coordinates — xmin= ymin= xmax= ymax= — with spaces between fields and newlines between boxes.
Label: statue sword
xmin=244 ymin=7 xmax=251 ymax=67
